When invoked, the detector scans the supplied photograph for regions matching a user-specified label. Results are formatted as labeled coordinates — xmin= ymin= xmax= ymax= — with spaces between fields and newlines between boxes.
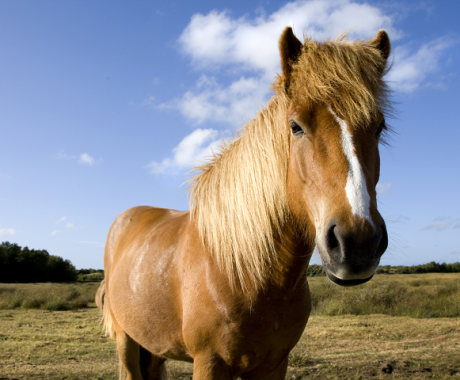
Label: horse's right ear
xmin=371 ymin=30 xmax=391 ymax=61
xmin=279 ymin=27 xmax=302 ymax=90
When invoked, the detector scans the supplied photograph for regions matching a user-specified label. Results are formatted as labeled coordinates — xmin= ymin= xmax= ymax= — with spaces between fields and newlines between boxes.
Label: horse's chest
xmin=237 ymin=295 xmax=309 ymax=348
xmin=182 ymin=287 xmax=310 ymax=371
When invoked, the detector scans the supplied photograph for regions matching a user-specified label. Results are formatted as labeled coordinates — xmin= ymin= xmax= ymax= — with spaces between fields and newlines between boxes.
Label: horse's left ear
xmin=279 ymin=27 xmax=302 ymax=89
xmin=371 ymin=30 xmax=391 ymax=60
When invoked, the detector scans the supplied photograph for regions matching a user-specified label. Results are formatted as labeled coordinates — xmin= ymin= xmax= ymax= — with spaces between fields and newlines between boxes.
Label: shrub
xmin=77 ymin=272 xmax=104 ymax=282
xmin=0 ymin=283 xmax=96 ymax=311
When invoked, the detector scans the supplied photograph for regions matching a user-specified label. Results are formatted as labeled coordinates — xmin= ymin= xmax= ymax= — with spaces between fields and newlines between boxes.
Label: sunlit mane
xmin=189 ymin=93 xmax=291 ymax=290
xmin=188 ymin=33 xmax=391 ymax=290
xmin=284 ymin=33 xmax=392 ymax=126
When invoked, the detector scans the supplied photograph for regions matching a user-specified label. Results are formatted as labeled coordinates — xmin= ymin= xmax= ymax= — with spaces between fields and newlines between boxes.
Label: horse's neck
xmin=269 ymin=220 xmax=315 ymax=289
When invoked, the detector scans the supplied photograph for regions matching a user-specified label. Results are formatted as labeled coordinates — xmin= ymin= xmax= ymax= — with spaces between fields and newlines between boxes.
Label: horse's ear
xmin=371 ymin=30 xmax=391 ymax=60
xmin=279 ymin=27 xmax=302 ymax=89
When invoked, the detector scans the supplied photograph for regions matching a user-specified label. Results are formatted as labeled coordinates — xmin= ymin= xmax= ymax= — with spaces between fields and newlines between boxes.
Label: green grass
xmin=308 ymin=273 xmax=460 ymax=318
xmin=0 ymin=282 xmax=100 ymax=311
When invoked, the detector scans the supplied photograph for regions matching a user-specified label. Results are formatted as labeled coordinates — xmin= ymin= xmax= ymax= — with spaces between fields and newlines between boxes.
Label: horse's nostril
xmin=376 ymin=222 xmax=388 ymax=258
xmin=326 ymin=224 xmax=339 ymax=252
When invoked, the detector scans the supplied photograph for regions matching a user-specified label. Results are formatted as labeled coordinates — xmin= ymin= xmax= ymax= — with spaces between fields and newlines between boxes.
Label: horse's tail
xmin=97 ymin=279 xmax=126 ymax=379
xmin=97 ymin=279 xmax=116 ymax=340
xmin=95 ymin=279 xmax=105 ymax=310
xmin=103 ymin=299 xmax=116 ymax=340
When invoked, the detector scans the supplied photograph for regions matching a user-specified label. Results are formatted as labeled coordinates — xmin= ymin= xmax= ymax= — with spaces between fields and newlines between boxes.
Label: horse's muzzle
xmin=318 ymin=219 xmax=388 ymax=287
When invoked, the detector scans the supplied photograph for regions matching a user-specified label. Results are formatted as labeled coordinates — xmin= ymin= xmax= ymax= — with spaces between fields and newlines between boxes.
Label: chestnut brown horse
xmin=101 ymin=27 xmax=392 ymax=379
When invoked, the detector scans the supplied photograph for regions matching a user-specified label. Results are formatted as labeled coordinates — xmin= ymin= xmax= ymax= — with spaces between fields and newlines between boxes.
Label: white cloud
xmin=142 ymin=96 xmax=156 ymax=107
xmin=56 ymin=217 xmax=75 ymax=230
xmin=423 ymin=218 xmax=452 ymax=231
xmin=78 ymin=153 xmax=95 ymax=166
xmin=163 ymin=1 xmax=455 ymax=128
xmin=51 ymin=230 xmax=61 ymax=236
xmin=387 ymin=36 xmax=457 ymax=92
xmin=57 ymin=151 xmax=97 ymax=166
xmin=451 ymin=249 xmax=460 ymax=255
xmin=386 ymin=214 xmax=410 ymax=224
xmin=377 ymin=182 xmax=392 ymax=195
xmin=0 ymin=228 xmax=16 ymax=237
xmin=165 ymin=0 xmax=400 ymax=127
xmin=56 ymin=150 xmax=76 ymax=160
xmin=179 ymin=1 xmax=398 ymax=75
xmin=145 ymin=128 xmax=223 ymax=174
xmin=161 ymin=75 xmax=270 ymax=126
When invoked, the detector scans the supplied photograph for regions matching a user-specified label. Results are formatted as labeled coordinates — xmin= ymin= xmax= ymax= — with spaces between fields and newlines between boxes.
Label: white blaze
xmin=329 ymin=108 xmax=375 ymax=229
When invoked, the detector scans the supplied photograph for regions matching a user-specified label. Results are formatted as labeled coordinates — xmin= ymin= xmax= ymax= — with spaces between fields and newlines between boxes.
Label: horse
xmin=95 ymin=278 xmax=105 ymax=310
xmin=101 ymin=27 xmax=392 ymax=380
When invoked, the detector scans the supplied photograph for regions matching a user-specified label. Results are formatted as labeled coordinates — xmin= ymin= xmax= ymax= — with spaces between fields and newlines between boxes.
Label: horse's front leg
xmin=192 ymin=354 xmax=233 ymax=380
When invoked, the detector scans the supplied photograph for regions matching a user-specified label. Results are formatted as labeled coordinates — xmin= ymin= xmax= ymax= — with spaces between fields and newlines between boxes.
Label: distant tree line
xmin=77 ymin=268 xmax=104 ymax=275
xmin=0 ymin=241 xmax=77 ymax=283
xmin=376 ymin=261 xmax=460 ymax=274
xmin=307 ymin=261 xmax=460 ymax=277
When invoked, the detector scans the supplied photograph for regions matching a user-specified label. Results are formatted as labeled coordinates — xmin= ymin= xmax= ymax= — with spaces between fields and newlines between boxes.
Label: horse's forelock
xmin=287 ymin=34 xmax=392 ymax=127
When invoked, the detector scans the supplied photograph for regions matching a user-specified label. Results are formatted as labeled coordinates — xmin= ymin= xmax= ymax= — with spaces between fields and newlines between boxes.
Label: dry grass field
xmin=0 ymin=274 xmax=459 ymax=379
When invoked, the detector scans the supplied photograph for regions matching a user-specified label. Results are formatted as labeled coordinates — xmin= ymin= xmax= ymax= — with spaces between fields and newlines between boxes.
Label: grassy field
xmin=308 ymin=272 xmax=460 ymax=318
xmin=0 ymin=274 xmax=459 ymax=379
xmin=0 ymin=282 xmax=99 ymax=311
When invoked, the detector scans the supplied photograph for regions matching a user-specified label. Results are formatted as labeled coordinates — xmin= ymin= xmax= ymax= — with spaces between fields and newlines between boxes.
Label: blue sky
xmin=1 ymin=0 xmax=459 ymax=269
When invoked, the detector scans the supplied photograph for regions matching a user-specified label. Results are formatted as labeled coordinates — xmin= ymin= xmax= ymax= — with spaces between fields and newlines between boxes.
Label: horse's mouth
xmin=325 ymin=270 xmax=374 ymax=287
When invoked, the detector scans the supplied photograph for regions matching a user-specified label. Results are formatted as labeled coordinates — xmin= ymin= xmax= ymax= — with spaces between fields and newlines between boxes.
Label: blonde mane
xmin=286 ymin=33 xmax=392 ymax=126
xmin=189 ymin=93 xmax=291 ymax=290
xmin=188 ymin=33 xmax=391 ymax=290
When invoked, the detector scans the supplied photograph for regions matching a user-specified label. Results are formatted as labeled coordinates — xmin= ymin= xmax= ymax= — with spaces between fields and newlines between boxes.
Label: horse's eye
xmin=290 ymin=121 xmax=304 ymax=135
xmin=376 ymin=121 xmax=385 ymax=137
